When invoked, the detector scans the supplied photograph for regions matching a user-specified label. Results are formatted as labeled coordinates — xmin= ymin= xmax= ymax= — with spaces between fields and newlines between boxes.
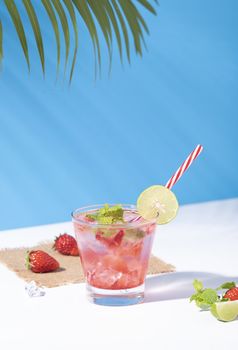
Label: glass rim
xmin=71 ymin=203 xmax=157 ymax=228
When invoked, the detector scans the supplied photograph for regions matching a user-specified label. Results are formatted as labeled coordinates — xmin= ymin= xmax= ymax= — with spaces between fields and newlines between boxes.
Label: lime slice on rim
xmin=211 ymin=300 xmax=238 ymax=322
xmin=137 ymin=185 xmax=179 ymax=224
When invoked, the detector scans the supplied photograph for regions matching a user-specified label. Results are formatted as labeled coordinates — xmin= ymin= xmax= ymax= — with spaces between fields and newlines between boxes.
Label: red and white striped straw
xmin=130 ymin=144 xmax=203 ymax=222
xmin=165 ymin=144 xmax=203 ymax=190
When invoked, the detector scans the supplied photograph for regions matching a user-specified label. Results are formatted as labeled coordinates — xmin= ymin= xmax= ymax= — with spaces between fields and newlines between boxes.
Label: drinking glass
xmin=72 ymin=204 xmax=156 ymax=306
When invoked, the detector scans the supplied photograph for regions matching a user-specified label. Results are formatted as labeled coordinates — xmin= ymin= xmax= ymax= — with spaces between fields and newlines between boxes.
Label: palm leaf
xmin=120 ymin=0 xmax=151 ymax=51
xmin=1 ymin=0 xmax=157 ymax=80
xmin=62 ymin=0 xmax=78 ymax=83
xmin=72 ymin=0 xmax=101 ymax=76
xmin=41 ymin=0 xmax=61 ymax=74
xmin=0 ymin=20 xmax=3 ymax=65
xmin=51 ymin=0 xmax=70 ymax=74
xmin=4 ymin=0 xmax=30 ymax=70
xmin=129 ymin=1 xmax=150 ymax=34
xmin=137 ymin=0 xmax=157 ymax=15
xmin=87 ymin=0 xmax=112 ymax=71
xmin=22 ymin=0 xmax=45 ymax=74
xmin=103 ymin=0 xmax=123 ymax=63
xmin=111 ymin=0 xmax=130 ymax=63
xmin=118 ymin=0 xmax=144 ymax=56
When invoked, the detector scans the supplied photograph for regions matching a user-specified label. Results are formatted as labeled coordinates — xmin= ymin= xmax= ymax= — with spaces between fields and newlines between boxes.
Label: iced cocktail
xmin=71 ymin=146 xmax=203 ymax=306
xmin=72 ymin=204 xmax=156 ymax=306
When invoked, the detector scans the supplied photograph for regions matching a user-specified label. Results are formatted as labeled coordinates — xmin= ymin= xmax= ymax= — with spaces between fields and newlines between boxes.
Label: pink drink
xmin=72 ymin=204 xmax=156 ymax=306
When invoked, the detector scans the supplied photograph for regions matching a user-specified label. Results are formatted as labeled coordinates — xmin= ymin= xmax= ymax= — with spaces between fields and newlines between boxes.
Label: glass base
xmin=86 ymin=283 xmax=145 ymax=306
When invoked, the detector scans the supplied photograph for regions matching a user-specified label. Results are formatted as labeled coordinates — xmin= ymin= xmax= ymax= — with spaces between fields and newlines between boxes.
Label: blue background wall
xmin=0 ymin=0 xmax=237 ymax=230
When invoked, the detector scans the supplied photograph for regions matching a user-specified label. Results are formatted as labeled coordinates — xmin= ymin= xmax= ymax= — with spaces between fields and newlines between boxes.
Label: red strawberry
xmin=26 ymin=250 xmax=59 ymax=273
xmin=113 ymin=230 xmax=124 ymax=246
xmin=53 ymin=233 xmax=79 ymax=256
xmin=224 ymin=287 xmax=238 ymax=301
xmin=95 ymin=231 xmax=113 ymax=247
xmin=96 ymin=230 xmax=124 ymax=248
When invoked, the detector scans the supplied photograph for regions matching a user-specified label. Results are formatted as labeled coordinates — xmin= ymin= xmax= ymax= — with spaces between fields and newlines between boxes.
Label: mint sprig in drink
xmin=72 ymin=145 xmax=203 ymax=306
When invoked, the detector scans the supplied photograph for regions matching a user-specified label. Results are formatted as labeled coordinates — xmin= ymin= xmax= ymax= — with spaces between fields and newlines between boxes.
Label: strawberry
xmin=53 ymin=233 xmax=79 ymax=256
xmin=224 ymin=287 xmax=238 ymax=301
xmin=26 ymin=250 xmax=59 ymax=273
xmin=113 ymin=230 xmax=124 ymax=246
xmin=96 ymin=230 xmax=125 ymax=248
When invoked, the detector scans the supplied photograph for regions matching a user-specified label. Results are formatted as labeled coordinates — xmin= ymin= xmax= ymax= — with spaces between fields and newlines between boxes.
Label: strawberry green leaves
xmin=216 ymin=282 xmax=236 ymax=291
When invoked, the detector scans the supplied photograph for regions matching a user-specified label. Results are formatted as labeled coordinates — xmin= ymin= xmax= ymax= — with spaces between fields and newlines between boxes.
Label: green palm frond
xmin=73 ymin=0 xmax=102 ymax=77
xmin=41 ymin=0 xmax=61 ymax=73
xmin=104 ymin=1 xmax=123 ymax=63
xmin=118 ymin=1 xmax=143 ymax=55
xmin=1 ymin=0 xmax=157 ymax=81
xmin=22 ymin=0 xmax=45 ymax=74
xmin=137 ymin=0 xmax=157 ymax=15
xmin=4 ymin=0 xmax=30 ymax=70
xmin=51 ymin=0 xmax=70 ymax=74
xmin=62 ymin=0 xmax=78 ymax=82
xmin=87 ymin=0 xmax=113 ymax=72
xmin=111 ymin=0 xmax=131 ymax=63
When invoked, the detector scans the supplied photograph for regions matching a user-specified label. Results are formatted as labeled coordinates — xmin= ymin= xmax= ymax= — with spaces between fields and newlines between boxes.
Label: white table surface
xmin=0 ymin=198 xmax=237 ymax=350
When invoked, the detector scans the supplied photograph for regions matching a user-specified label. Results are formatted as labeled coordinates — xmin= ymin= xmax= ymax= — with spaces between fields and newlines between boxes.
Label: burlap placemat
xmin=0 ymin=242 xmax=175 ymax=288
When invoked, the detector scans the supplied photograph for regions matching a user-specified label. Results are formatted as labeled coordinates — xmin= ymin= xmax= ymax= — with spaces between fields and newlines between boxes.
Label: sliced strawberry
xmin=113 ymin=230 xmax=124 ymax=246
xmin=224 ymin=287 xmax=238 ymax=301
xmin=96 ymin=230 xmax=125 ymax=248
xmin=95 ymin=231 xmax=113 ymax=247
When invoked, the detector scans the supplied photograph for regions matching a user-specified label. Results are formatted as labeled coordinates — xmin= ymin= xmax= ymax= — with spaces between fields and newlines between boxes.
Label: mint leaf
xmin=200 ymin=289 xmax=218 ymax=304
xmin=96 ymin=216 xmax=114 ymax=224
xmin=190 ymin=293 xmax=200 ymax=302
xmin=87 ymin=204 xmax=124 ymax=225
xmin=191 ymin=289 xmax=218 ymax=310
xmin=193 ymin=279 xmax=203 ymax=292
xmin=216 ymin=282 xmax=236 ymax=291
xmin=190 ymin=280 xmax=218 ymax=310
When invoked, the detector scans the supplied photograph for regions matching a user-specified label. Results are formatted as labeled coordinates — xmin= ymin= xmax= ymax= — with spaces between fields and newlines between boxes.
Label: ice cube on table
xmin=25 ymin=281 xmax=45 ymax=297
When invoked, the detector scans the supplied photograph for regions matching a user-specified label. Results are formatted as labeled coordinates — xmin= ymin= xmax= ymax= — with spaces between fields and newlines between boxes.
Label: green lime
xmin=137 ymin=185 xmax=179 ymax=225
xmin=211 ymin=301 xmax=238 ymax=322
